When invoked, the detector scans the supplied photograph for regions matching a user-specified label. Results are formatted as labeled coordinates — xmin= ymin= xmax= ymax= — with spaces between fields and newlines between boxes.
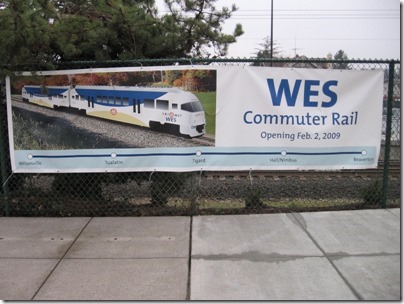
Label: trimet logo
xmin=164 ymin=112 xmax=181 ymax=122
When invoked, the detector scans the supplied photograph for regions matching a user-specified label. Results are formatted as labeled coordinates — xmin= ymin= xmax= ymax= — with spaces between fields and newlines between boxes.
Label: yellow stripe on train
xmin=87 ymin=111 xmax=148 ymax=127
xmin=31 ymin=99 xmax=54 ymax=108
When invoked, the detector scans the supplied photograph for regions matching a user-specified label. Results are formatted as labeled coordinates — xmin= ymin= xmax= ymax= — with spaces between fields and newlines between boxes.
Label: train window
xmin=156 ymin=99 xmax=169 ymax=110
xmin=181 ymin=103 xmax=192 ymax=112
xmin=181 ymin=101 xmax=204 ymax=112
xmin=172 ymin=103 xmax=178 ymax=110
xmin=76 ymin=95 xmax=79 ymax=100
xmin=97 ymin=96 xmax=102 ymax=103
xmin=144 ymin=99 xmax=154 ymax=108
xmin=115 ymin=97 xmax=120 ymax=105
xmin=123 ymin=97 xmax=129 ymax=106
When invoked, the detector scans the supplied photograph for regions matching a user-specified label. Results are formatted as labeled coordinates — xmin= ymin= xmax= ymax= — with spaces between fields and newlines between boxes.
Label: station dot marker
xmin=196 ymin=150 xmax=202 ymax=157
xmin=281 ymin=150 xmax=287 ymax=156
xmin=111 ymin=152 xmax=117 ymax=158
xmin=361 ymin=150 xmax=367 ymax=156
xmin=27 ymin=154 xmax=33 ymax=160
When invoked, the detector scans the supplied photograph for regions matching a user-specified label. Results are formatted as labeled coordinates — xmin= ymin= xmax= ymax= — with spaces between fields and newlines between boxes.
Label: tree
xmin=0 ymin=0 xmax=244 ymax=69
xmin=50 ymin=0 xmax=162 ymax=60
xmin=161 ymin=0 xmax=244 ymax=57
xmin=0 ymin=0 xmax=58 ymax=70
xmin=253 ymin=36 xmax=281 ymax=66
xmin=333 ymin=50 xmax=350 ymax=69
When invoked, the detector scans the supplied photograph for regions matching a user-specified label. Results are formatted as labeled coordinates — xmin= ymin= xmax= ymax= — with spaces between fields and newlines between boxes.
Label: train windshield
xmin=181 ymin=101 xmax=204 ymax=112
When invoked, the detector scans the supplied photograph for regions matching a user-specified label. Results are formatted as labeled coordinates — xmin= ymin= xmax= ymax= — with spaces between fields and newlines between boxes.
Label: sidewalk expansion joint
xmin=289 ymin=213 xmax=363 ymax=300
xmin=30 ymin=217 xmax=94 ymax=301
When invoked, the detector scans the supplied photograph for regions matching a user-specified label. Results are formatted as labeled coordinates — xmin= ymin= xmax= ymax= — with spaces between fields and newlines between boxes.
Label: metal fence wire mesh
xmin=0 ymin=58 xmax=401 ymax=217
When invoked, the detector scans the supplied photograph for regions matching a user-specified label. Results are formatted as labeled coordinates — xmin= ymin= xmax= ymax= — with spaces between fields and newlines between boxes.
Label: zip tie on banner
xmin=199 ymin=169 xmax=203 ymax=186
xmin=149 ymin=170 xmax=155 ymax=181
xmin=2 ymin=173 xmax=14 ymax=189
xmin=249 ymin=168 xmax=253 ymax=186
xmin=133 ymin=61 xmax=143 ymax=69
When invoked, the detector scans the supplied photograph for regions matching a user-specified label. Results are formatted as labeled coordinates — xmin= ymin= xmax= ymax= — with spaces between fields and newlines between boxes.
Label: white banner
xmin=7 ymin=65 xmax=383 ymax=172
xmin=215 ymin=66 xmax=384 ymax=170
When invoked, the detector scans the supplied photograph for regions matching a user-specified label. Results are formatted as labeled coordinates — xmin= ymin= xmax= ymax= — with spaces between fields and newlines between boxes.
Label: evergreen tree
xmin=0 ymin=0 xmax=244 ymax=69
xmin=162 ymin=0 xmax=244 ymax=57
xmin=0 ymin=0 xmax=57 ymax=69
xmin=253 ymin=36 xmax=281 ymax=66
xmin=333 ymin=50 xmax=350 ymax=69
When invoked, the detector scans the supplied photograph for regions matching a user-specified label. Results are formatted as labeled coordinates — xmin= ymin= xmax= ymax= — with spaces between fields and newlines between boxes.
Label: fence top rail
xmin=52 ymin=57 xmax=402 ymax=66
xmin=1 ymin=57 xmax=400 ymax=72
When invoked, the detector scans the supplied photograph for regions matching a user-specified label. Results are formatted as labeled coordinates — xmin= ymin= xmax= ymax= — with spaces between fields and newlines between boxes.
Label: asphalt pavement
xmin=0 ymin=208 xmax=400 ymax=300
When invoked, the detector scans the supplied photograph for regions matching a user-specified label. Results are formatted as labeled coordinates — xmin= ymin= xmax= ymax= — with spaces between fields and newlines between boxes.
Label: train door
xmin=132 ymin=99 xmax=141 ymax=114
xmin=88 ymin=96 xmax=94 ymax=108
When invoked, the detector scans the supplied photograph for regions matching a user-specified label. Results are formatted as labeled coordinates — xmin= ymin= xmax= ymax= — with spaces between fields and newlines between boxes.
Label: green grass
xmin=194 ymin=91 xmax=216 ymax=135
xmin=165 ymin=198 xmax=357 ymax=210
xmin=12 ymin=112 xmax=67 ymax=150
xmin=197 ymin=199 xmax=245 ymax=209
xmin=12 ymin=111 xmax=108 ymax=150
xmin=265 ymin=199 xmax=356 ymax=209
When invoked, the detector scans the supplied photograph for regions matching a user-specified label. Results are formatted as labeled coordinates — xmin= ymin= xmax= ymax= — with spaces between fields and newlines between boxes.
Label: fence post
xmin=190 ymin=172 xmax=197 ymax=215
xmin=0 ymin=79 xmax=10 ymax=216
xmin=381 ymin=61 xmax=396 ymax=209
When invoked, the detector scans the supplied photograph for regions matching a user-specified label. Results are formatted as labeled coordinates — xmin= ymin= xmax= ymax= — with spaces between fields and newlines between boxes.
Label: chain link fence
xmin=0 ymin=58 xmax=400 ymax=217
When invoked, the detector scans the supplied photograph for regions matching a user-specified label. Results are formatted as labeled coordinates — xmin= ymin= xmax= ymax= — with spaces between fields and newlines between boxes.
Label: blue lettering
xmin=267 ymin=79 xmax=302 ymax=107
xmin=321 ymin=80 xmax=338 ymax=108
xmin=303 ymin=80 xmax=319 ymax=107
xmin=244 ymin=111 xmax=253 ymax=124
xmin=267 ymin=78 xmax=339 ymax=108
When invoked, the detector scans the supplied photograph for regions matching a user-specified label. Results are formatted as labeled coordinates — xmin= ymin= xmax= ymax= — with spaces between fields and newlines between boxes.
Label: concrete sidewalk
xmin=0 ymin=208 xmax=400 ymax=300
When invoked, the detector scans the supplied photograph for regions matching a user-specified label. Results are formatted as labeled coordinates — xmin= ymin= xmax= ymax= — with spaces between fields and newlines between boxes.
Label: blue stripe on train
xmin=25 ymin=87 xmax=69 ymax=96
xmin=75 ymin=88 xmax=167 ymax=106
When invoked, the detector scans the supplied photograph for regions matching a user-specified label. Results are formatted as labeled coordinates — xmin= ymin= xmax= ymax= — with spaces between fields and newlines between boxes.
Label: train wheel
xmin=149 ymin=121 xmax=162 ymax=132
xmin=150 ymin=121 xmax=181 ymax=136
xmin=165 ymin=123 xmax=180 ymax=136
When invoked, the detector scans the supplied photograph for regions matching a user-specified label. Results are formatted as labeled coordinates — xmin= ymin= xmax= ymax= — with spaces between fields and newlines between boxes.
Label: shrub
xmin=244 ymin=187 xmax=264 ymax=209
xmin=361 ymin=180 xmax=382 ymax=206
xmin=150 ymin=172 xmax=188 ymax=206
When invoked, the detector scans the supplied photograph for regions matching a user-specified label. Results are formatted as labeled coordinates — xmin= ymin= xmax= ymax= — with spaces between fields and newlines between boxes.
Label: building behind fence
xmin=0 ymin=58 xmax=401 ymax=217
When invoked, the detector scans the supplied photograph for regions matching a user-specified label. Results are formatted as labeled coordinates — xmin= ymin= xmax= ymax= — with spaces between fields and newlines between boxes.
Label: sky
xmin=156 ymin=0 xmax=401 ymax=60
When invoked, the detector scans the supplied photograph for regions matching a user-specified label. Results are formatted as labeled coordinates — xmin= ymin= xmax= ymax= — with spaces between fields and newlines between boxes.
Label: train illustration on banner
xmin=21 ymin=85 xmax=206 ymax=137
